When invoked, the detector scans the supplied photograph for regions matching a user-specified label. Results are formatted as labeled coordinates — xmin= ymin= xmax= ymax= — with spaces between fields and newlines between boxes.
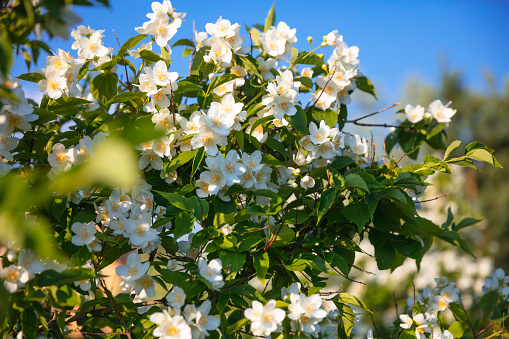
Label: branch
xmin=347 ymin=102 xmax=401 ymax=123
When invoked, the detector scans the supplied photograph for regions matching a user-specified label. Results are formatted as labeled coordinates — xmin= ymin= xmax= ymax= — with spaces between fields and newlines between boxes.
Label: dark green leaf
xmin=355 ymin=76 xmax=376 ymax=99
xmin=17 ymin=72 xmax=45 ymax=83
xmin=343 ymin=200 xmax=370 ymax=232
xmin=253 ymin=251 xmax=269 ymax=284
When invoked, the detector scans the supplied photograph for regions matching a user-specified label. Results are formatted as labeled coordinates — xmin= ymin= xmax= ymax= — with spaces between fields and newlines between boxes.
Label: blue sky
xmin=12 ymin=0 xmax=509 ymax=121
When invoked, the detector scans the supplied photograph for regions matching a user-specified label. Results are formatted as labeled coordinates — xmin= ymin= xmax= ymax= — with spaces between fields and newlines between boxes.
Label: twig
xmin=347 ymin=121 xmax=409 ymax=129
xmin=347 ymin=102 xmax=401 ymax=123
xmin=417 ymin=193 xmax=451 ymax=203
xmin=387 ymin=153 xmax=407 ymax=175
xmin=459 ymin=299 xmax=476 ymax=339
xmin=306 ymin=71 xmax=335 ymax=115
xmin=393 ymin=291 xmax=399 ymax=318
xmin=113 ymin=30 xmax=132 ymax=92
xmin=370 ymin=312 xmax=387 ymax=339
xmin=99 ymin=278 xmax=132 ymax=339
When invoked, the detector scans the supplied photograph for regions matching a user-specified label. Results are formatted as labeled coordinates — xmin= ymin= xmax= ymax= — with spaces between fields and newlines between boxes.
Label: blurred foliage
xmin=404 ymin=70 xmax=509 ymax=270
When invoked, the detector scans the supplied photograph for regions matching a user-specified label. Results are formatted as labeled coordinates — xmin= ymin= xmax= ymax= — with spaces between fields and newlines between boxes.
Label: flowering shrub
xmin=0 ymin=1 xmax=505 ymax=339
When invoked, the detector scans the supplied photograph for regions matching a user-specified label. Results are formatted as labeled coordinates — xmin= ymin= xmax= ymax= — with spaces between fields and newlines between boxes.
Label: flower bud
xmin=320 ymin=42 xmax=327 ymax=47
xmin=307 ymin=36 xmax=313 ymax=44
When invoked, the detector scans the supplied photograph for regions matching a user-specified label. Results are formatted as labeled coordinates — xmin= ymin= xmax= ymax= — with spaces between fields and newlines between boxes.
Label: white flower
xmin=205 ymin=17 xmax=237 ymax=39
xmin=167 ymin=259 xmax=178 ymax=270
xmin=76 ymin=31 xmax=109 ymax=59
xmin=301 ymin=67 xmax=313 ymax=78
xmin=152 ymin=314 xmax=192 ymax=339
xmin=37 ymin=69 xmax=67 ymax=99
xmin=71 ymin=221 xmax=97 ymax=246
xmin=166 ymin=286 xmax=186 ymax=308
xmin=301 ymin=175 xmax=315 ymax=189
xmin=125 ymin=213 xmax=159 ymax=248
xmin=129 ymin=42 xmax=153 ymax=59
xmin=429 ymin=99 xmax=456 ymax=123
xmin=115 ymin=252 xmax=150 ymax=283
xmin=245 ymin=300 xmax=286 ymax=337
xmin=137 ymin=73 xmax=158 ymax=96
xmin=48 ymin=143 xmax=75 ymax=172
xmin=241 ymin=151 xmax=264 ymax=173
xmin=183 ymin=300 xmax=220 ymax=339
xmin=106 ymin=188 xmax=132 ymax=219
xmin=17 ymin=250 xmax=45 ymax=275
xmin=281 ymin=282 xmax=301 ymax=300
xmin=405 ymin=104 xmax=425 ymax=123
xmin=198 ymin=258 xmax=224 ymax=290
xmin=326 ymin=30 xmax=343 ymax=47
xmin=139 ymin=149 xmax=164 ymax=170
xmin=257 ymin=57 xmax=277 ymax=80
xmin=309 ymin=121 xmax=331 ymax=145
xmin=399 ymin=314 xmax=413 ymax=329
xmin=1 ymin=265 xmax=29 ymax=293
xmin=260 ymin=28 xmax=286 ymax=57
xmin=429 ymin=295 xmax=449 ymax=311
xmin=220 ymin=224 xmax=233 ymax=235
xmin=148 ymin=13 xmax=182 ymax=47
xmin=191 ymin=125 xmax=228 ymax=156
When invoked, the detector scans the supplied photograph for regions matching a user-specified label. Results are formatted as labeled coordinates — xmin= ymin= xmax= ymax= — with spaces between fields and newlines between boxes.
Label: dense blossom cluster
xmin=0 ymin=1 xmax=503 ymax=338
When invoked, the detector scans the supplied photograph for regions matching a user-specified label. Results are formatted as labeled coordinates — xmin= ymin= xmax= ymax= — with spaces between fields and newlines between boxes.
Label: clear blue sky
xmin=13 ymin=0 xmax=509 ymax=116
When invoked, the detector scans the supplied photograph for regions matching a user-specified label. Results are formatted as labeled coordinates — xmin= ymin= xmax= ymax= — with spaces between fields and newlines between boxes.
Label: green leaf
xmin=139 ymin=49 xmax=163 ymax=62
xmin=0 ymin=37 xmax=13 ymax=77
xmin=262 ymin=153 xmax=283 ymax=166
xmin=118 ymin=34 xmax=147 ymax=55
xmin=209 ymin=73 xmax=239 ymax=90
xmin=220 ymin=250 xmax=246 ymax=273
xmin=338 ymin=104 xmax=348 ymax=130
xmin=343 ymin=200 xmax=370 ymax=232
xmin=106 ymin=91 xmax=146 ymax=105
xmin=299 ymin=253 xmax=338 ymax=275
xmin=355 ymin=76 xmax=377 ymax=99
xmin=90 ymin=72 xmax=118 ymax=106
xmin=166 ymin=150 xmax=198 ymax=173
xmin=287 ymin=106 xmax=307 ymax=134
xmin=36 ymin=268 xmax=98 ymax=287
xmin=160 ymin=270 xmax=188 ymax=287
xmin=393 ymin=172 xmax=422 ymax=188
xmin=21 ymin=309 xmax=38 ymax=339
xmin=172 ymin=38 xmax=195 ymax=48
xmin=317 ymin=188 xmax=336 ymax=223
xmin=192 ymin=147 xmax=205 ymax=178
xmin=253 ymin=251 xmax=269 ymax=284
xmin=448 ymin=321 xmax=466 ymax=338
xmin=466 ymin=148 xmax=502 ymax=168
xmin=336 ymin=293 xmax=371 ymax=312
xmin=17 ymin=72 xmax=45 ymax=83
xmin=444 ymin=140 xmax=461 ymax=160
xmin=345 ymin=173 xmax=369 ymax=192
xmin=217 ymin=292 xmax=230 ymax=313
xmin=249 ymin=115 xmax=272 ymax=137
xmin=239 ymin=55 xmax=263 ymax=79
xmin=312 ymin=108 xmax=338 ymax=128
xmin=174 ymin=212 xmax=195 ymax=239
xmin=290 ymin=47 xmax=299 ymax=66
xmin=227 ymin=318 xmax=249 ymax=335
xmin=454 ymin=217 xmax=482 ymax=230
xmin=177 ymin=80 xmax=204 ymax=94
xmin=154 ymin=191 xmax=194 ymax=212
xmin=265 ymin=138 xmax=287 ymax=157
xmin=264 ymin=2 xmax=276 ymax=32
